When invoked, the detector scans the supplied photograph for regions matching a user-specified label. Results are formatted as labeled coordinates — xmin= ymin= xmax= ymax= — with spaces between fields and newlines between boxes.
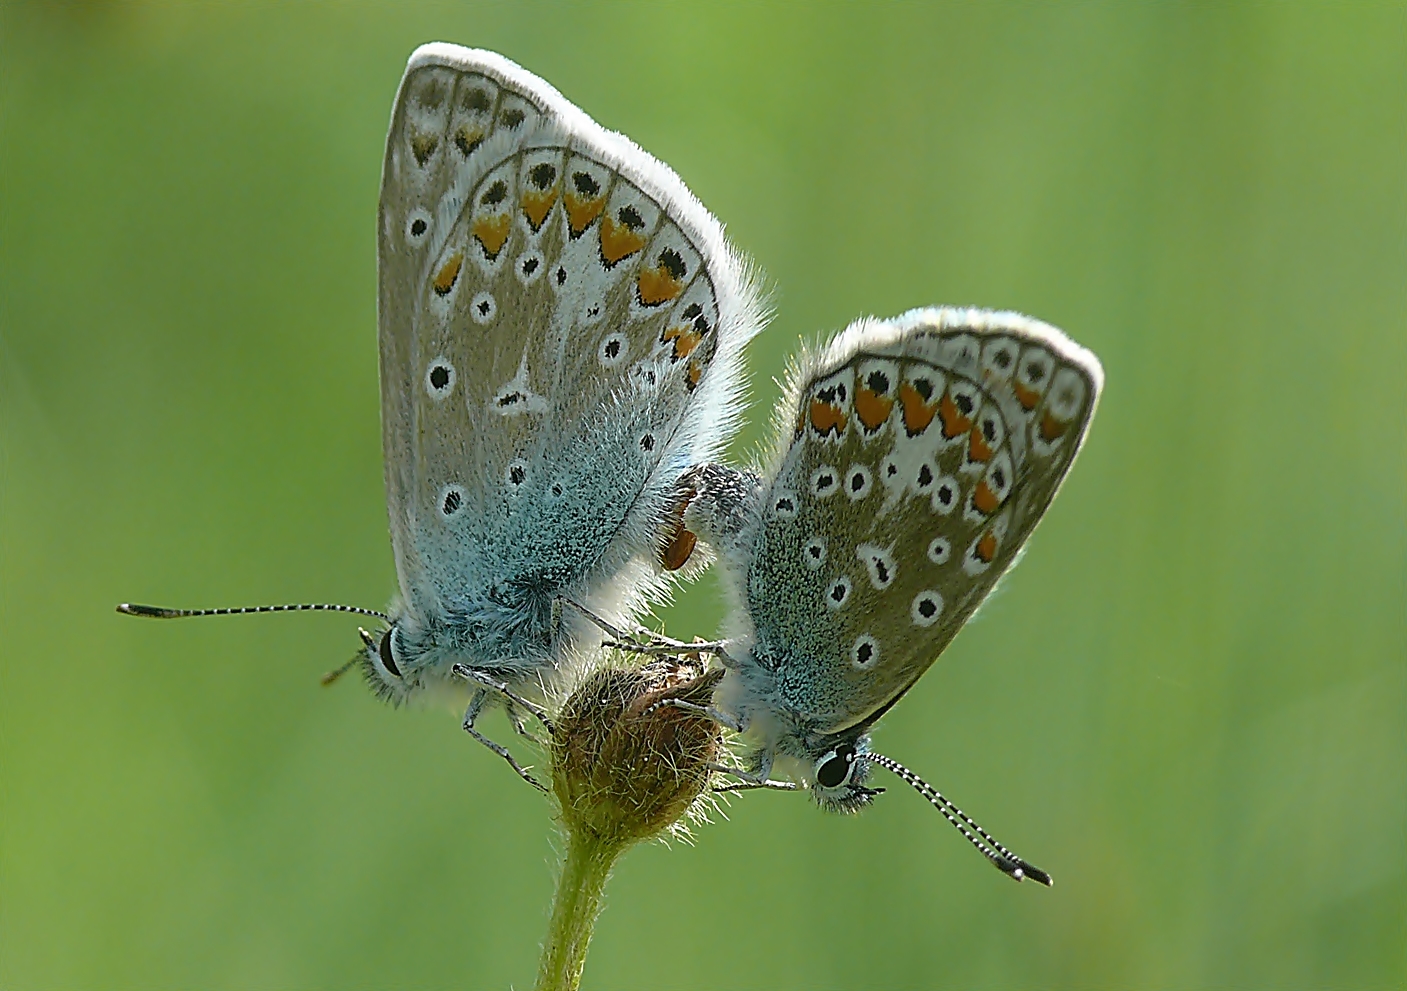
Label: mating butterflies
xmin=121 ymin=44 xmax=764 ymax=785
xmin=675 ymin=307 xmax=1101 ymax=880
xmin=118 ymin=44 xmax=1103 ymax=886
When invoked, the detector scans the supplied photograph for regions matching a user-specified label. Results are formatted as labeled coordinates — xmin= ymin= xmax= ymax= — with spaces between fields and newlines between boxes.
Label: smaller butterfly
xmin=655 ymin=307 xmax=1102 ymax=883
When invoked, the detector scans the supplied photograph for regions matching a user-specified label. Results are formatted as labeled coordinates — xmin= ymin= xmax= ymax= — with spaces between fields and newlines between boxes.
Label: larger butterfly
xmin=120 ymin=44 xmax=764 ymax=786
xmin=673 ymin=307 xmax=1101 ymax=880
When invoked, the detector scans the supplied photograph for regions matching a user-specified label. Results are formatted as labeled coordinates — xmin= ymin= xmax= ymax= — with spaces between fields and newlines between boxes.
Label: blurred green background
xmin=2 ymin=3 xmax=1403 ymax=988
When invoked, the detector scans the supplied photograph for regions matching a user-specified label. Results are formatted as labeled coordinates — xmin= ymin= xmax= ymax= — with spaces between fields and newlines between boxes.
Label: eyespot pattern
xmin=926 ymin=536 xmax=951 ymax=565
xmin=772 ymin=492 xmax=798 ymax=519
xmin=911 ymin=590 xmax=943 ymax=627
xmin=931 ymin=475 xmax=960 ymax=515
xmin=470 ymin=291 xmax=497 ymax=324
xmin=405 ymin=208 xmax=431 ymax=245
xmin=856 ymin=543 xmax=897 ymax=590
xmin=439 ymin=483 xmax=468 ymax=518
xmin=845 ymin=464 xmax=873 ymax=501
xmin=824 ymin=575 xmax=852 ymax=610
xmin=598 ymin=332 xmax=629 ymax=368
xmin=850 ymin=634 xmax=880 ymax=670
xmin=515 ymin=248 xmax=545 ymax=285
xmin=810 ymin=466 xmax=840 ymax=499
xmin=425 ymin=358 xmax=456 ymax=400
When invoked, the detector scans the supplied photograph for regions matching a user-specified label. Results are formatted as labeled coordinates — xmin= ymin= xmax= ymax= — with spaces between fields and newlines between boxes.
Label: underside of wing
xmin=744 ymin=307 xmax=1103 ymax=734
xmin=376 ymin=45 xmax=762 ymax=620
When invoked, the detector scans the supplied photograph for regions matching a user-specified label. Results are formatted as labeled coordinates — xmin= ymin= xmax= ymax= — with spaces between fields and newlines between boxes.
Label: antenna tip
xmin=117 ymin=603 xmax=177 ymax=618
xmin=1011 ymin=862 xmax=1053 ymax=887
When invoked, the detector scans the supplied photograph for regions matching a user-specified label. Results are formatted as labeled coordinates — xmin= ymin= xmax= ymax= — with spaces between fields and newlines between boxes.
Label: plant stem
xmin=535 ymin=829 xmax=624 ymax=991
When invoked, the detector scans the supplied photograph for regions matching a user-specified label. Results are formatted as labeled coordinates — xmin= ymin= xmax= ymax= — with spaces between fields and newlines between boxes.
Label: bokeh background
xmin=3 ymin=3 xmax=1403 ymax=988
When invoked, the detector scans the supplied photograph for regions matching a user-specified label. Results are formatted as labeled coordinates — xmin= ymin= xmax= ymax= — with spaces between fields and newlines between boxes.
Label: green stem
xmin=535 ymin=829 xmax=624 ymax=991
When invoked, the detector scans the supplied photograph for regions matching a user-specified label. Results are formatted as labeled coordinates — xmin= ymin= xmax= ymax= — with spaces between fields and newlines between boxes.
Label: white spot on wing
xmin=772 ymin=491 xmax=798 ymax=519
xmin=810 ymin=466 xmax=840 ymax=499
xmin=405 ymin=208 xmax=432 ymax=245
xmin=470 ymin=291 xmax=497 ymax=324
xmin=911 ymin=591 xmax=943 ymax=627
xmin=824 ymin=575 xmax=852 ymax=610
xmin=845 ymin=464 xmax=873 ymax=500
xmin=425 ymin=357 xmax=456 ymax=400
xmin=926 ymin=536 xmax=951 ymax=565
xmin=850 ymin=634 xmax=879 ymax=670
xmin=931 ymin=475 xmax=960 ymax=515
xmin=855 ymin=543 xmax=897 ymax=590
xmin=489 ymin=352 xmax=548 ymax=416
xmin=598 ymin=332 xmax=628 ymax=368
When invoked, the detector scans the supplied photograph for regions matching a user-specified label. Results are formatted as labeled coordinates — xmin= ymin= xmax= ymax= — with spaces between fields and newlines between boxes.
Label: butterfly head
xmin=357 ymin=620 xmax=472 ymax=707
xmin=808 ymin=738 xmax=883 ymax=813
xmin=356 ymin=624 xmax=418 ymax=704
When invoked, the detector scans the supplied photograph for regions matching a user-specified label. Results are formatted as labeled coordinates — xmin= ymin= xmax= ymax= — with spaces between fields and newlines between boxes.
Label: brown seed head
xmin=551 ymin=657 xmax=724 ymax=847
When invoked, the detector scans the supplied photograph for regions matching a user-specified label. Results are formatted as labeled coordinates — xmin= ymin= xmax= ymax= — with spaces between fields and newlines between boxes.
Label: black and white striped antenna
xmin=859 ymin=751 xmax=1053 ymax=886
xmin=117 ymin=602 xmax=388 ymax=621
xmin=116 ymin=601 xmax=388 ymax=685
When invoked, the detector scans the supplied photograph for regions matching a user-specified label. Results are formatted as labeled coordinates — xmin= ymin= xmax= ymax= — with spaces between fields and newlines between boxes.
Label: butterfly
xmin=119 ymin=44 xmax=764 ymax=788
xmin=666 ymin=307 xmax=1101 ymax=880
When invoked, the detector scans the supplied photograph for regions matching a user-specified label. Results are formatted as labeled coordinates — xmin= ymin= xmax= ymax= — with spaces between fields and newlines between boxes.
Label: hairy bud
xmin=551 ymin=657 xmax=724 ymax=846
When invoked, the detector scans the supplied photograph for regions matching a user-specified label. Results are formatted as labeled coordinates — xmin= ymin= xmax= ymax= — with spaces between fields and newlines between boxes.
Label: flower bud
xmin=551 ymin=657 xmax=724 ymax=847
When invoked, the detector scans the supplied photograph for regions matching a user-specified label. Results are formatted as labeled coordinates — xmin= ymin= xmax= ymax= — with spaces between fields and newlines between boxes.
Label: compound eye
xmin=814 ymin=745 xmax=856 ymax=789
xmin=378 ymin=630 xmax=403 ymax=679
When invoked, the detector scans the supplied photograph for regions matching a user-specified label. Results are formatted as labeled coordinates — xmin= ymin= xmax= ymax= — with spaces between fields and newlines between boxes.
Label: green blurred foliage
xmin=2 ymin=3 xmax=1403 ymax=988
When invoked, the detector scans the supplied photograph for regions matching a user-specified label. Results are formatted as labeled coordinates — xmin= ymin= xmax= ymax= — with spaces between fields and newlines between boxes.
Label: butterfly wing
xmin=740 ymin=308 xmax=1102 ymax=736
xmin=377 ymin=45 xmax=762 ymax=643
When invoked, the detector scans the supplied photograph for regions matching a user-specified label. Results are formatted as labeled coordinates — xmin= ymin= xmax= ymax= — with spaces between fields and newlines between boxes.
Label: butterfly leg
xmin=644 ymin=698 xmax=746 ymax=732
xmin=556 ymin=596 xmax=631 ymax=641
xmin=451 ymin=663 xmax=555 ymax=736
xmin=462 ymin=689 xmax=547 ymax=793
xmin=558 ymin=596 xmax=716 ymax=652
xmin=602 ymin=635 xmax=733 ymax=657
xmin=706 ymin=750 xmax=795 ymax=793
xmin=507 ymin=709 xmax=547 ymax=748
xmin=558 ymin=596 xmax=740 ymax=665
xmin=711 ymin=778 xmax=800 ymax=794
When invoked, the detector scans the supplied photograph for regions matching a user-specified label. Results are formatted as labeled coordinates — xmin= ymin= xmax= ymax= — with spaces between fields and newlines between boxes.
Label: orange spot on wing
xmin=454 ymin=126 xmax=484 ymax=157
xmin=1040 ymin=411 xmax=1068 ymax=442
xmin=809 ymin=400 xmax=847 ymax=436
xmin=637 ymin=266 xmax=684 ymax=306
xmin=686 ymin=360 xmax=703 ymax=391
xmin=854 ymin=385 xmax=894 ymax=432
xmin=410 ymin=133 xmax=438 ymax=167
xmin=432 ymin=253 xmax=463 ymax=295
xmin=521 ymin=189 xmax=557 ymax=231
xmin=599 ymin=214 xmax=647 ymax=266
xmin=1013 ymin=379 xmax=1041 ymax=411
xmin=564 ymin=193 xmax=606 ymax=236
xmin=968 ymin=425 xmax=995 ymax=463
xmin=976 ymin=531 xmax=998 ymax=563
xmin=938 ymin=391 xmax=974 ymax=439
xmin=662 ymin=325 xmax=703 ymax=361
xmin=899 ymin=381 xmax=937 ymax=436
xmin=471 ymin=214 xmax=511 ymax=259
xmin=972 ymin=480 xmax=1000 ymax=515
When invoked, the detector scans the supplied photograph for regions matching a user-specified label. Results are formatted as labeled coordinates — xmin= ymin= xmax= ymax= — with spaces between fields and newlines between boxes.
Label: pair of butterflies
xmin=122 ymin=44 xmax=1101 ymax=885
